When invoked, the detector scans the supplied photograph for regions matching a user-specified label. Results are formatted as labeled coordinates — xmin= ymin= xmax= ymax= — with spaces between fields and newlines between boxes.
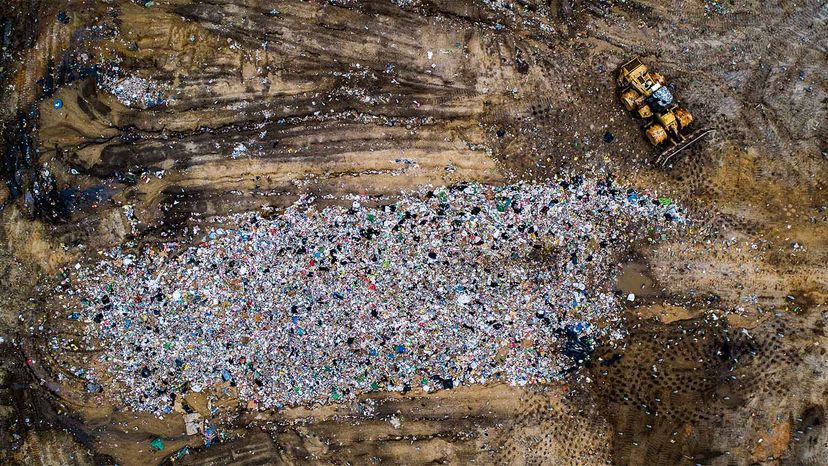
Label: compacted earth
xmin=1 ymin=1 xmax=826 ymax=465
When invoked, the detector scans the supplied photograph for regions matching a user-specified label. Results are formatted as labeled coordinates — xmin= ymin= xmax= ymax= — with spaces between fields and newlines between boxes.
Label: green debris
xmin=496 ymin=198 xmax=512 ymax=212
xmin=151 ymin=437 xmax=165 ymax=451
xmin=658 ymin=197 xmax=673 ymax=206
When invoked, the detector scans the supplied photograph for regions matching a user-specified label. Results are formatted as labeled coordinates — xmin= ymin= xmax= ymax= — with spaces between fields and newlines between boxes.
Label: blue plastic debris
xmin=53 ymin=99 xmax=63 ymax=109
xmin=572 ymin=322 xmax=591 ymax=333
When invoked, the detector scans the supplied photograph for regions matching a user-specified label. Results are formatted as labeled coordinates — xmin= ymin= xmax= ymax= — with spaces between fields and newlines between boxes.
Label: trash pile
xmin=97 ymin=70 xmax=167 ymax=108
xmin=61 ymin=179 xmax=684 ymax=413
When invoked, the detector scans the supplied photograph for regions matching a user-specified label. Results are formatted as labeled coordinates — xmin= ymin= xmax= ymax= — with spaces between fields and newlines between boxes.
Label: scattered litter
xmin=97 ymin=73 xmax=167 ymax=108
xmin=231 ymin=143 xmax=248 ymax=159
xmin=389 ymin=415 xmax=401 ymax=429
xmin=150 ymin=438 xmax=164 ymax=451
xmin=184 ymin=413 xmax=203 ymax=436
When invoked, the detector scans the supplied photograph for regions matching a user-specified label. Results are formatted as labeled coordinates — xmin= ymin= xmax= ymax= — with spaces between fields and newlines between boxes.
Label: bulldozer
xmin=617 ymin=57 xmax=713 ymax=167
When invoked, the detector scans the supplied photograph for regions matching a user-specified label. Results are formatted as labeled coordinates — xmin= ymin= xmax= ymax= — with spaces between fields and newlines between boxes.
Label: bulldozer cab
xmin=648 ymin=86 xmax=674 ymax=112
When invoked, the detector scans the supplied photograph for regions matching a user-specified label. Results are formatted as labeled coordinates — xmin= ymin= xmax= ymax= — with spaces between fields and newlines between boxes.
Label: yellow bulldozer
xmin=617 ymin=57 xmax=713 ymax=167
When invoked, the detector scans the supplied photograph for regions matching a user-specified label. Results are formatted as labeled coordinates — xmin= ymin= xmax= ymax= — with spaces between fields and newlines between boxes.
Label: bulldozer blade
xmin=656 ymin=128 xmax=715 ymax=168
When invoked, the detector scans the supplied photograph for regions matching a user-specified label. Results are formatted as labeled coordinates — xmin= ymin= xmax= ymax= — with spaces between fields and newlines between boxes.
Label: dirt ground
xmin=1 ymin=0 xmax=826 ymax=465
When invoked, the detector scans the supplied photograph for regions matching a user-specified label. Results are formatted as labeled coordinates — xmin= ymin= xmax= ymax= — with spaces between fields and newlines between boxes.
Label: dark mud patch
xmin=586 ymin=308 xmax=823 ymax=465
xmin=615 ymin=261 xmax=657 ymax=298
xmin=0 ymin=344 xmax=106 ymax=465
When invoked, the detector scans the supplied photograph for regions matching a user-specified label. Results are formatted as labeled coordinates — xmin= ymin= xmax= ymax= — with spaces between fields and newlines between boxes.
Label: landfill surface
xmin=0 ymin=1 xmax=826 ymax=465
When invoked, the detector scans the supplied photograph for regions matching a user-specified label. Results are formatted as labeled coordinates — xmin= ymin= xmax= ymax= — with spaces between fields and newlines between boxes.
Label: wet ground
xmin=1 ymin=0 xmax=826 ymax=465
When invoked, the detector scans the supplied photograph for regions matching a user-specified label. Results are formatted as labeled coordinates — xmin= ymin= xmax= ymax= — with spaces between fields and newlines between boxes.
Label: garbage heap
xmin=60 ymin=179 xmax=684 ymax=413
